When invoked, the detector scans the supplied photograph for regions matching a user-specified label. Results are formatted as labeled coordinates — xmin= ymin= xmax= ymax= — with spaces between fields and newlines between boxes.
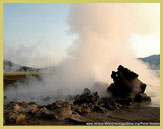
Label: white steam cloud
xmin=4 ymin=4 xmax=160 ymax=106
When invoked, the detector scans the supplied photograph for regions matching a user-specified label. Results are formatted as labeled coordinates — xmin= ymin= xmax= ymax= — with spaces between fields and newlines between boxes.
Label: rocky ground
xmin=4 ymin=96 xmax=160 ymax=125
xmin=4 ymin=65 xmax=160 ymax=125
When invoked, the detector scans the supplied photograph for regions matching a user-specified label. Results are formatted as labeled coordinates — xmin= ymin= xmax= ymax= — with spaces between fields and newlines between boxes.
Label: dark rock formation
xmin=107 ymin=65 xmax=151 ymax=104
xmin=73 ymin=88 xmax=100 ymax=105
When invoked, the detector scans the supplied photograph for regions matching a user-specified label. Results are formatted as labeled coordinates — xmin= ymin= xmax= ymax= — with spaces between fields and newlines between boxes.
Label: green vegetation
xmin=4 ymin=83 xmax=17 ymax=89
xmin=4 ymin=72 xmax=41 ymax=89
xmin=4 ymin=72 xmax=40 ymax=76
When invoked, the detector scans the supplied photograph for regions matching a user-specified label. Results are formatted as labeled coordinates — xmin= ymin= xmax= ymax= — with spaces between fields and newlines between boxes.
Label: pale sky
xmin=130 ymin=33 xmax=160 ymax=58
xmin=4 ymin=3 xmax=160 ymax=67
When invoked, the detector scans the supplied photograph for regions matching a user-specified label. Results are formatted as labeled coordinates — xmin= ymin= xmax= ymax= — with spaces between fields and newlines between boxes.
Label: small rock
xmin=16 ymin=114 xmax=26 ymax=124
xmin=8 ymin=112 xmax=18 ymax=122
xmin=13 ymin=104 xmax=21 ymax=112
xmin=82 ymin=107 xmax=91 ymax=114
xmin=55 ymin=101 xmax=63 ymax=108
xmin=36 ymin=107 xmax=56 ymax=119
xmin=82 ymin=88 xmax=91 ymax=95
xmin=93 ymin=105 xmax=108 ymax=113
xmin=30 ymin=104 xmax=39 ymax=114
xmin=134 ymin=93 xmax=151 ymax=103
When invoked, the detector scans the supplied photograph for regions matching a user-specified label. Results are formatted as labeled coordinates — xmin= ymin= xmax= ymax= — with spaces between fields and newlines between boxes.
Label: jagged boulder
xmin=45 ymin=101 xmax=72 ymax=120
xmin=73 ymin=88 xmax=100 ymax=105
xmin=107 ymin=65 xmax=151 ymax=104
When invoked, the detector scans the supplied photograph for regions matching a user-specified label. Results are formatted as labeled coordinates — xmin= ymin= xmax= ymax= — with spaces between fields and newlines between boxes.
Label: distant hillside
xmin=4 ymin=60 xmax=42 ymax=73
xmin=4 ymin=54 xmax=160 ymax=72
xmin=139 ymin=54 xmax=160 ymax=70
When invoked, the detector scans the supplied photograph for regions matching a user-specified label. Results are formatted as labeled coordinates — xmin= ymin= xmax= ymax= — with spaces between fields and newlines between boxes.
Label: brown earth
xmin=4 ymin=74 xmax=40 ymax=84
xmin=4 ymin=106 xmax=160 ymax=125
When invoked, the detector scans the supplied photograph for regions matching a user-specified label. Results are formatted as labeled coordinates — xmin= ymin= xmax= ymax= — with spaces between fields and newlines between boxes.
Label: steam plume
xmin=4 ymin=4 xmax=160 ymax=105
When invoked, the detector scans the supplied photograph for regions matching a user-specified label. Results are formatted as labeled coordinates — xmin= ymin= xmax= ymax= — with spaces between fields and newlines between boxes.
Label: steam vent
xmin=4 ymin=65 xmax=154 ymax=125
xmin=107 ymin=65 xmax=151 ymax=104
